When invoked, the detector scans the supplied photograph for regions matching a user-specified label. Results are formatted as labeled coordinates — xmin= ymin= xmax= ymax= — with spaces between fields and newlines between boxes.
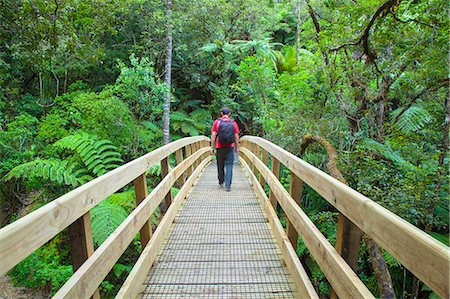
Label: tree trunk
xmin=295 ymin=0 xmax=302 ymax=66
xmin=163 ymin=0 xmax=173 ymax=145
xmin=366 ymin=237 xmax=397 ymax=299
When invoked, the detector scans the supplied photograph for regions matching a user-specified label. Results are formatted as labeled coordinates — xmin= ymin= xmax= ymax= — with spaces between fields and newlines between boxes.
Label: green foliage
xmin=114 ymin=54 xmax=167 ymax=122
xmin=54 ymin=133 xmax=123 ymax=176
xmin=90 ymin=200 xmax=129 ymax=246
xmin=393 ymin=104 xmax=433 ymax=134
xmin=170 ymin=109 xmax=211 ymax=138
xmin=3 ymin=159 xmax=89 ymax=187
xmin=9 ymin=239 xmax=73 ymax=295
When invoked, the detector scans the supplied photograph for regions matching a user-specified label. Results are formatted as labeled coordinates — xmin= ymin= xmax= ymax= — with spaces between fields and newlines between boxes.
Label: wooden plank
xmin=67 ymin=212 xmax=101 ymax=299
xmin=116 ymin=157 xmax=212 ymax=299
xmin=241 ymin=136 xmax=450 ymax=298
xmin=68 ymin=213 xmax=95 ymax=272
xmin=53 ymin=149 xmax=210 ymax=299
xmin=133 ymin=174 xmax=152 ymax=247
xmin=335 ymin=213 xmax=362 ymax=272
xmin=287 ymin=171 xmax=303 ymax=251
xmin=161 ymin=157 xmax=173 ymax=209
xmin=259 ymin=148 xmax=268 ymax=187
xmin=241 ymin=148 xmax=374 ymax=299
xmin=269 ymin=156 xmax=281 ymax=209
xmin=0 ymin=136 xmax=208 ymax=276
xmin=240 ymin=156 xmax=319 ymax=299
xmin=175 ymin=149 xmax=185 ymax=187
xmin=185 ymin=144 xmax=193 ymax=178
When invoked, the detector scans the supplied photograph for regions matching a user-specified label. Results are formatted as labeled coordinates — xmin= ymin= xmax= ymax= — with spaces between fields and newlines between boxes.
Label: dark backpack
xmin=217 ymin=118 xmax=235 ymax=144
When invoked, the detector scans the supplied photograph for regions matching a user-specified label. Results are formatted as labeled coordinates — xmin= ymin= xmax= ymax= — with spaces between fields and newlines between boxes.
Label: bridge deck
xmin=140 ymin=162 xmax=298 ymax=298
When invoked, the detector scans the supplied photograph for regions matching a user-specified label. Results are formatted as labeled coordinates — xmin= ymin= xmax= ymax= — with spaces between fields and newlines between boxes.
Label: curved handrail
xmin=54 ymin=146 xmax=211 ymax=298
xmin=240 ymin=135 xmax=449 ymax=298
xmin=0 ymin=136 xmax=209 ymax=276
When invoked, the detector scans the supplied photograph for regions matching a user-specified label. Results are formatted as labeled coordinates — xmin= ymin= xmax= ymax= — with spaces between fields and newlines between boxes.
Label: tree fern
xmin=90 ymin=200 xmax=128 ymax=246
xmin=392 ymin=104 xmax=433 ymax=133
xmin=171 ymin=109 xmax=211 ymax=136
xmin=54 ymin=133 xmax=123 ymax=177
xmin=3 ymin=159 xmax=90 ymax=187
xmin=362 ymin=139 xmax=414 ymax=171
xmin=107 ymin=190 xmax=136 ymax=212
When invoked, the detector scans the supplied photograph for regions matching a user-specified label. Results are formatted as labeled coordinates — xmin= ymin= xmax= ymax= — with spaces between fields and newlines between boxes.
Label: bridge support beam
xmin=269 ymin=156 xmax=280 ymax=209
xmin=335 ymin=214 xmax=362 ymax=271
xmin=68 ymin=213 xmax=100 ymax=299
xmin=175 ymin=149 xmax=185 ymax=187
xmin=161 ymin=157 xmax=173 ymax=211
xmin=259 ymin=149 xmax=268 ymax=187
xmin=133 ymin=174 xmax=152 ymax=247
xmin=287 ymin=172 xmax=303 ymax=251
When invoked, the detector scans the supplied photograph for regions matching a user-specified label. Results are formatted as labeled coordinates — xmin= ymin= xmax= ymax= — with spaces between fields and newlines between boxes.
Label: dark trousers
xmin=216 ymin=147 xmax=234 ymax=187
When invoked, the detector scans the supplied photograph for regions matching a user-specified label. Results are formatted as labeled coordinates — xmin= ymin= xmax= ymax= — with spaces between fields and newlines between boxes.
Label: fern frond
xmin=394 ymin=104 xmax=432 ymax=133
xmin=107 ymin=190 xmax=136 ymax=211
xmin=170 ymin=110 xmax=189 ymax=121
xmin=53 ymin=133 xmax=123 ymax=177
xmin=362 ymin=139 xmax=415 ymax=171
xmin=90 ymin=201 xmax=129 ymax=246
xmin=3 ymin=159 xmax=86 ymax=187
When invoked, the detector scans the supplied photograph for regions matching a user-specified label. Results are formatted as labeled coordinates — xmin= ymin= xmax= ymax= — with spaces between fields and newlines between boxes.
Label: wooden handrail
xmin=241 ymin=147 xmax=374 ymax=298
xmin=54 ymin=147 xmax=211 ymax=298
xmin=241 ymin=136 xmax=450 ymax=298
xmin=116 ymin=157 xmax=212 ymax=298
xmin=0 ymin=136 xmax=208 ymax=276
xmin=239 ymin=155 xmax=319 ymax=299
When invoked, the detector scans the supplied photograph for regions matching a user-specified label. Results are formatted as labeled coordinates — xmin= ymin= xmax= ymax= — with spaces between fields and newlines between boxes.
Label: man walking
xmin=211 ymin=107 xmax=240 ymax=191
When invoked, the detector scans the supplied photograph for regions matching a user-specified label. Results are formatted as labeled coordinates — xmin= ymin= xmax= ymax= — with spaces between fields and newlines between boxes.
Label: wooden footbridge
xmin=1 ymin=136 xmax=449 ymax=298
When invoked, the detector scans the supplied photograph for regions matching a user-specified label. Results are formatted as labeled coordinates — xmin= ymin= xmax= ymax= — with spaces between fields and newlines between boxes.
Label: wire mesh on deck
xmin=141 ymin=162 xmax=297 ymax=298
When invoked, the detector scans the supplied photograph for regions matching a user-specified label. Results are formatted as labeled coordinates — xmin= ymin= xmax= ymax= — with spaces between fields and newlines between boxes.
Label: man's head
xmin=221 ymin=107 xmax=231 ymax=116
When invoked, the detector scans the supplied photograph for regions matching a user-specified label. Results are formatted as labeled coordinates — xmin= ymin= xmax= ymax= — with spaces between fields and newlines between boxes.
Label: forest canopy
xmin=0 ymin=0 xmax=448 ymax=298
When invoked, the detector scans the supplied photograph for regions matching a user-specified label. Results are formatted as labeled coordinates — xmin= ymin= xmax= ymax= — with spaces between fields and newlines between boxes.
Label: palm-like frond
xmin=3 ymin=159 xmax=89 ymax=187
xmin=54 ymin=133 xmax=124 ymax=177
xmin=362 ymin=139 xmax=414 ymax=171
xmin=393 ymin=104 xmax=433 ymax=133
xmin=90 ymin=200 xmax=129 ymax=246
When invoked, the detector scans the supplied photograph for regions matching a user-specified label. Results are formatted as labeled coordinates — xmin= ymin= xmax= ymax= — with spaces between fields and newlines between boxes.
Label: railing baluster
xmin=335 ymin=214 xmax=362 ymax=271
xmin=287 ymin=171 xmax=303 ymax=251
xmin=259 ymin=148 xmax=268 ymax=187
xmin=185 ymin=144 xmax=193 ymax=177
xmin=175 ymin=149 xmax=185 ymax=187
xmin=269 ymin=156 xmax=281 ymax=209
xmin=161 ymin=157 xmax=172 ymax=210
xmin=68 ymin=213 xmax=100 ymax=299
xmin=133 ymin=174 xmax=152 ymax=247
xmin=251 ymin=143 xmax=259 ymax=178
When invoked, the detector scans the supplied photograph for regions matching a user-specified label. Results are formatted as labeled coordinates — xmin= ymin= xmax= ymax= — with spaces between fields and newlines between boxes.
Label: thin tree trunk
xmin=366 ymin=237 xmax=397 ymax=299
xmin=163 ymin=0 xmax=173 ymax=145
xmin=295 ymin=0 xmax=302 ymax=66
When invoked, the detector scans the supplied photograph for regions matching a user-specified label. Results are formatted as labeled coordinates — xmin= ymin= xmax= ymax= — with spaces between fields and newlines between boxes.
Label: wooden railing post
xmin=251 ymin=143 xmax=259 ymax=178
xmin=175 ymin=149 xmax=185 ymax=187
xmin=259 ymin=149 xmax=268 ymax=187
xmin=161 ymin=157 xmax=172 ymax=210
xmin=269 ymin=156 xmax=281 ymax=209
xmin=192 ymin=142 xmax=199 ymax=168
xmin=287 ymin=171 xmax=303 ymax=251
xmin=68 ymin=213 xmax=100 ymax=299
xmin=185 ymin=144 xmax=193 ymax=178
xmin=133 ymin=174 xmax=152 ymax=247
xmin=335 ymin=214 xmax=362 ymax=271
